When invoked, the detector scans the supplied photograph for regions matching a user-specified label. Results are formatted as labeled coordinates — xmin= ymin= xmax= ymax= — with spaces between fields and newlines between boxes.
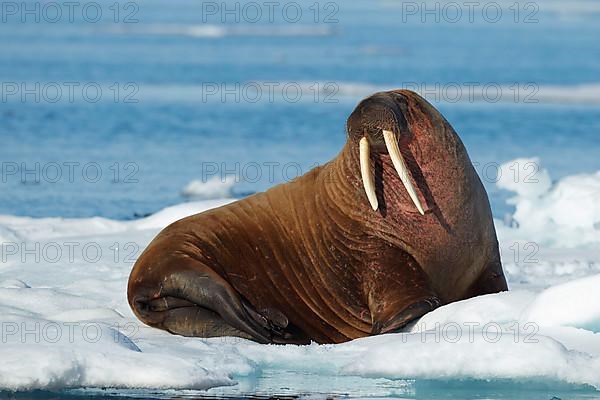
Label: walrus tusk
xmin=359 ymin=137 xmax=378 ymax=211
xmin=382 ymin=129 xmax=425 ymax=215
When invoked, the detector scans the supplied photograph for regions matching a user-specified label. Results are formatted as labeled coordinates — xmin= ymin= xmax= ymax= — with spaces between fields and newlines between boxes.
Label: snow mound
xmin=0 ymin=320 xmax=233 ymax=391
xmin=496 ymin=158 xmax=600 ymax=248
xmin=522 ymin=274 xmax=600 ymax=332
xmin=344 ymin=331 xmax=600 ymax=388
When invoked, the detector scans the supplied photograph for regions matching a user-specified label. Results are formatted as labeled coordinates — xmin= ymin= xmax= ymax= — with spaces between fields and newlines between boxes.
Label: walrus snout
xmin=347 ymin=91 xmax=410 ymax=147
xmin=347 ymin=91 xmax=425 ymax=214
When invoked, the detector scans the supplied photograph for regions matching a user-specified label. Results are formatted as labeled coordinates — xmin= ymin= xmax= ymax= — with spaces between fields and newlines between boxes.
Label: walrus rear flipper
xmin=130 ymin=264 xmax=276 ymax=343
xmin=164 ymin=270 xmax=313 ymax=344
xmin=159 ymin=305 xmax=257 ymax=340
xmin=130 ymin=261 xmax=313 ymax=344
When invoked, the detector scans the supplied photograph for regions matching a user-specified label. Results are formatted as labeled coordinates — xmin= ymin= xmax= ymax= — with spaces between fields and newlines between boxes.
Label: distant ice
xmin=331 ymin=81 xmax=600 ymax=105
xmin=67 ymin=81 xmax=600 ymax=106
xmin=1 ymin=158 xmax=600 ymax=394
xmin=181 ymin=175 xmax=237 ymax=200
xmin=109 ymin=24 xmax=334 ymax=38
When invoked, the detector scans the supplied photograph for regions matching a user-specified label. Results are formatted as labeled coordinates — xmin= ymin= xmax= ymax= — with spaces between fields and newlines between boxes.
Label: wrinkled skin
xmin=128 ymin=90 xmax=508 ymax=344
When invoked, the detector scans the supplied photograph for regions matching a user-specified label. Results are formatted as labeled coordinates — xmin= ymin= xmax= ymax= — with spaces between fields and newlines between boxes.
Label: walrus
xmin=127 ymin=90 xmax=508 ymax=344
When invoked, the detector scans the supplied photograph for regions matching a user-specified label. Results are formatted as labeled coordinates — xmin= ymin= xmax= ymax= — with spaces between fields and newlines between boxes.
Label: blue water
xmin=1 ymin=0 xmax=599 ymax=221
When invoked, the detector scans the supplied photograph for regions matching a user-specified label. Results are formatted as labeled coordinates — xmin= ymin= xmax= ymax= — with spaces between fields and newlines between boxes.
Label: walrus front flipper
xmin=374 ymin=297 xmax=441 ymax=334
xmin=365 ymin=250 xmax=441 ymax=335
xmin=463 ymin=259 xmax=508 ymax=298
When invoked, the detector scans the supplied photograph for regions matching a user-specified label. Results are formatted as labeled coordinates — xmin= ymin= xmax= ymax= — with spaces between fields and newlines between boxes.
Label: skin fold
xmin=127 ymin=90 xmax=508 ymax=344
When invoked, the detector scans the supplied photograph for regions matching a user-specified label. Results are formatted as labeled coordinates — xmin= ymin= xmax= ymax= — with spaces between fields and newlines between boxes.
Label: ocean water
xmin=1 ymin=0 xmax=599 ymax=220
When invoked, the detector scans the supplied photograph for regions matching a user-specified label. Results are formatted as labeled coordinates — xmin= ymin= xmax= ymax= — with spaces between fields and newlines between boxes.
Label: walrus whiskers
xmin=359 ymin=137 xmax=378 ymax=211
xmin=382 ymin=129 xmax=425 ymax=215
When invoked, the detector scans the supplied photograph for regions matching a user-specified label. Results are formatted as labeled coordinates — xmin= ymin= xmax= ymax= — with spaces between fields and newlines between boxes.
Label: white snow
xmin=1 ymin=158 xmax=600 ymax=395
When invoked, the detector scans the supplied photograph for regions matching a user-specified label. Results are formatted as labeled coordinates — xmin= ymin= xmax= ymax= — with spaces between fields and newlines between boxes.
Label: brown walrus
xmin=127 ymin=90 xmax=508 ymax=344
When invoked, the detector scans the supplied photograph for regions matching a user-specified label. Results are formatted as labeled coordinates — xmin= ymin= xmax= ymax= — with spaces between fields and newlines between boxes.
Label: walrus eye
xmin=382 ymin=130 xmax=425 ymax=215
xmin=359 ymin=137 xmax=378 ymax=211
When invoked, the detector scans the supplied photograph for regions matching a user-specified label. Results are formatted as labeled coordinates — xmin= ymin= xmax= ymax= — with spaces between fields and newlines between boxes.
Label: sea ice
xmin=1 ymin=158 xmax=599 ymax=394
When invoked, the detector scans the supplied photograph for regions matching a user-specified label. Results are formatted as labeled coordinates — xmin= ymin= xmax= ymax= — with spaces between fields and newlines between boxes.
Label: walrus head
xmin=346 ymin=89 xmax=472 ymax=219
xmin=342 ymin=90 xmax=501 ymax=303
xmin=347 ymin=90 xmax=423 ymax=214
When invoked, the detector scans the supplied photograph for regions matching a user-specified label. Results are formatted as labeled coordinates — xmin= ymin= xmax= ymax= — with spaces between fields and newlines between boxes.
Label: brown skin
xmin=127 ymin=90 xmax=508 ymax=344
